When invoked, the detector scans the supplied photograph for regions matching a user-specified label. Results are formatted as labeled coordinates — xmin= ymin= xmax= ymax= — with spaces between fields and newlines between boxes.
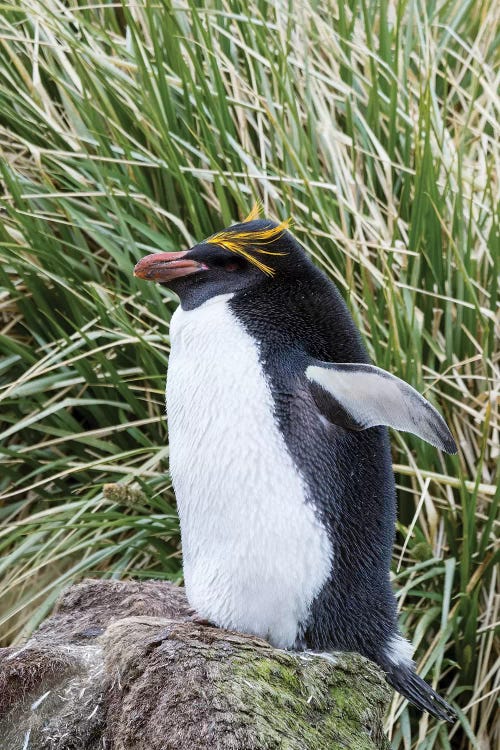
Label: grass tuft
xmin=0 ymin=2 xmax=498 ymax=747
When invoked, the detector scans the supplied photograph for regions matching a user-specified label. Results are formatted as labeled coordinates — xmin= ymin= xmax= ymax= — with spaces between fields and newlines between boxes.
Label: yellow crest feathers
xmin=206 ymin=217 xmax=291 ymax=276
xmin=243 ymin=201 xmax=262 ymax=223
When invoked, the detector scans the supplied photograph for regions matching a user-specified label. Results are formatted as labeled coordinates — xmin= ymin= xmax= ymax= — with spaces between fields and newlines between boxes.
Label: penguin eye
xmin=208 ymin=255 xmax=246 ymax=272
xmin=203 ymin=244 xmax=249 ymax=273
xmin=224 ymin=260 xmax=244 ymax=272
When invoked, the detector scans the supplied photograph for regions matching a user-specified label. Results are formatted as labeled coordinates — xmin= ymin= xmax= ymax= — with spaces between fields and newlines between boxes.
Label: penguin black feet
xmin=385 ymin=664 xmax=456 ymax=722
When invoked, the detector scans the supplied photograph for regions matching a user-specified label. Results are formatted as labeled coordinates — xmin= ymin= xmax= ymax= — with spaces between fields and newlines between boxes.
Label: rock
xmin=0 ymin=579 xmax=390 ymax=749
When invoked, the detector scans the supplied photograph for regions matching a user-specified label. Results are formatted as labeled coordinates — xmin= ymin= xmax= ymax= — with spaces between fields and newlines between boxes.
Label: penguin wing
xmin=305 ymin=362 xmax=457 ymax=454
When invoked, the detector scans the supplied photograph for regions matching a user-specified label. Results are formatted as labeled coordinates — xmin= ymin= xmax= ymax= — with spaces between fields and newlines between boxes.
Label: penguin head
xmin=134 ymin=217 xmax=312 ymax=308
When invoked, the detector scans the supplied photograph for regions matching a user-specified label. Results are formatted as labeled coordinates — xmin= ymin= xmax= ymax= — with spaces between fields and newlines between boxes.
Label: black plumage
xmin=134 ymin=216 xmax=457 ymax=722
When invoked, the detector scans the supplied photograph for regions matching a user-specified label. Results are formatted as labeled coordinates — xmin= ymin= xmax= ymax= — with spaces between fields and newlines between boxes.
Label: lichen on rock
xmin=0 ymin=579 xmax=391 ymax=749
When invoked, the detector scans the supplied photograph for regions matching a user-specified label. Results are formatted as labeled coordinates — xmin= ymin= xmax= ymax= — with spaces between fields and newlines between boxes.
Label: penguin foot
xmin=186 ymin=609 xmax=216 ymax=627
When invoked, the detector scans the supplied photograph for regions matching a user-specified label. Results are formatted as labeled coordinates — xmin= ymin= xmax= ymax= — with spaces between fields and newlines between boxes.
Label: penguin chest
xmin=166 ymin=295 xmax=332 ymax=648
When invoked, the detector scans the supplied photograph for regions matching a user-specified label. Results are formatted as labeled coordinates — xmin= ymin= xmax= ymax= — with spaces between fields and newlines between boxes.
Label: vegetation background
xmin=0 ymin=1 xmax=498 ymax=747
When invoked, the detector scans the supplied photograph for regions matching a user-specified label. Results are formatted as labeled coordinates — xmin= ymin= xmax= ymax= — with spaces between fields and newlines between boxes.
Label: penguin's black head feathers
xmin=134 ymin=215 xmax=315 ymax=309
xmin=203 ymin=217 xmax=291 ymax=276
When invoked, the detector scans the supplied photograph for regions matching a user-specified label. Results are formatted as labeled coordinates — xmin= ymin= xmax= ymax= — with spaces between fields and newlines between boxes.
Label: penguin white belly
xmin=167 ymin=294 xmax=332 ymax=649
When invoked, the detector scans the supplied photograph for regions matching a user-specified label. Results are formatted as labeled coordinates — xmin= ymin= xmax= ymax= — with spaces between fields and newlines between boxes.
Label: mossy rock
xmin=0 ymin=579 xmax=390 ymax=749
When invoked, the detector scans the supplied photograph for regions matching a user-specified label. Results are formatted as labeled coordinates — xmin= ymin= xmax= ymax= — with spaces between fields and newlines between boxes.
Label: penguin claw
xmin=186 ymin=609 xmax=215 ymax=627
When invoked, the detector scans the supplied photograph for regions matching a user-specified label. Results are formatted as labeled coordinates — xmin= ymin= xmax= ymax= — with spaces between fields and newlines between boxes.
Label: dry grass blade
xmin=0 ymin=2 xmax=498 ymax=748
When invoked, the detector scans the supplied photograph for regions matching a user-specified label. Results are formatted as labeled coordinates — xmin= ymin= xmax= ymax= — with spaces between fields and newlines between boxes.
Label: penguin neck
xmin=180 ymin=291 xmax=234 ymax=312
xmin=228 ymin=274 xmax=370 ymax=365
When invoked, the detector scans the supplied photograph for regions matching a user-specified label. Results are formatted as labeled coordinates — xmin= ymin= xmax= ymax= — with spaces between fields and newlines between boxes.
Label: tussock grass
xmin=0 ymin=1 xmax=498 ymax=747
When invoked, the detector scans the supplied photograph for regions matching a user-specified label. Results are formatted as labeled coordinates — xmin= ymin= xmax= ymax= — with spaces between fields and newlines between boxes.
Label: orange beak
xmin=134 ymin=251 xmax=207 ymax=282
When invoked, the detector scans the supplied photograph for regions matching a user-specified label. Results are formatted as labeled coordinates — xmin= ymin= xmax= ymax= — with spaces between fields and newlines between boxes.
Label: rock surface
xmin=0 ymin=579 xmax=391 ymax=749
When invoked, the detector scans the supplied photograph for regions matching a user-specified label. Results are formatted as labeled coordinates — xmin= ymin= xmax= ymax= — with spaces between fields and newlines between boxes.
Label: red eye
xmin=225 ymin=261 xmax=241 ymax=272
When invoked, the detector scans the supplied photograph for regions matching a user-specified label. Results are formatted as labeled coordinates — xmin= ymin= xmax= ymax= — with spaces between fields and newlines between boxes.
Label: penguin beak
xmin=134 ymin=251 xmax=207 ymax=282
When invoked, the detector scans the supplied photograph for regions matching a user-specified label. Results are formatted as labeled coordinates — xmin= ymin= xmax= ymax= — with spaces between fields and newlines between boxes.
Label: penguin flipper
xmin=305 ymin=362 xmax=457 ymax=454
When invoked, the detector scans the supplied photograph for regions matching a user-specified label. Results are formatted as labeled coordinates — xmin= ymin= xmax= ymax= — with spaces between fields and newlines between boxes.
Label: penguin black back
xmin=230 ymin=266 xmax=399 ymax=656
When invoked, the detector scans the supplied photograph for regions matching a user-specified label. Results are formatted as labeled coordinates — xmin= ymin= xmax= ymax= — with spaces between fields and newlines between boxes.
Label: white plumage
xmin=167 ymin=293 xmax=332 ymax=648
xmin=385 ymin=634 xmax=414 ymax=666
